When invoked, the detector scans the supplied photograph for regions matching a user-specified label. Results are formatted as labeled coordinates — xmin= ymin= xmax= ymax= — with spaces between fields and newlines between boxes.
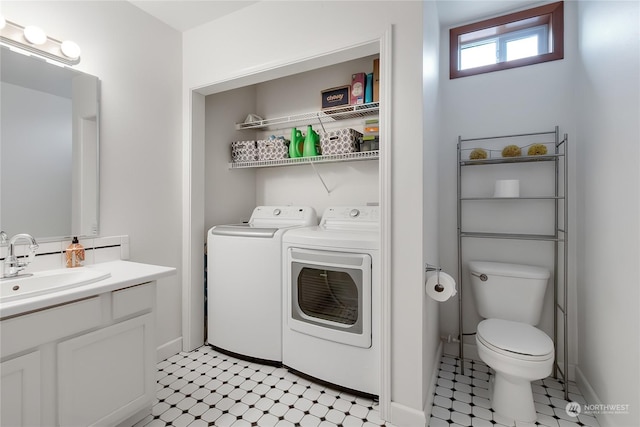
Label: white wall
xmin=437 ymin=0 xmax=579 ymax=366
xmin=1 ymin=1 xmax=184 ymax=359
xmin=575 ymin=1 xmax=640 ymax=426
xmin=422 ymin=0 xmax=442 ymax=418
xmin=184 ymin=2 xmax=430 ymax=424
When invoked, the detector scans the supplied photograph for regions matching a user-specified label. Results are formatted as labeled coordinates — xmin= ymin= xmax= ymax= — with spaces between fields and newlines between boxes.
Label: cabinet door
xmin=0 ymin=351 xmax=41 ymax=427
xmin=57 ymin=313 xmax=155 ymax=427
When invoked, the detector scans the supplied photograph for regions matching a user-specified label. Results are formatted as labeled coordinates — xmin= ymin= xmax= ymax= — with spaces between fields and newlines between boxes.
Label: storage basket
xmin=231 ymin=140 xmax=258 ymax=162
xmin=257 ymin=137 xmax=289 ymax=161
xmin=319 ymin=128 xmax=362 ymax=155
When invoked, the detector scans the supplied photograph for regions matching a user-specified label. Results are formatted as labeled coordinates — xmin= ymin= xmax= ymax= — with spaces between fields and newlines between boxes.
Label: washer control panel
xmin=250 ymin=206 xmax=318 ymax=227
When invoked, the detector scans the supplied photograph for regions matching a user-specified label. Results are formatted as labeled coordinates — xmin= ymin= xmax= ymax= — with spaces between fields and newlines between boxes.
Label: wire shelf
xmin=460 ymin=153 xmax=563 ymax=166
xmin=460 ymin=196 xmax=565 ymax=201
xmin=235 ymin=102 xmax=380 ymax=130
xmin=228 ymin=150 xmax=379 ymax=169
xmin=460 ymin=231 xmax=564 ymax=242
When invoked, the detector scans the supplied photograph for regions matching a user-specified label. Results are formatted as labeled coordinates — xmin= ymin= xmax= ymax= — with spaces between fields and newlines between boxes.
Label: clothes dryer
xmin=282 ymin=206 xmax=380 ymax=396
xmin=207 ymin=206 xmax=317 ymax=363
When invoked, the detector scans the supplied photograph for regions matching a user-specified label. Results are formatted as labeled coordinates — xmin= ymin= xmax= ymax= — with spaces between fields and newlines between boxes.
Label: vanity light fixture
xmin=0 ymin=16 xmax=81 ymax=65
xmin=23 ymin=25 xmax=47 ymax=45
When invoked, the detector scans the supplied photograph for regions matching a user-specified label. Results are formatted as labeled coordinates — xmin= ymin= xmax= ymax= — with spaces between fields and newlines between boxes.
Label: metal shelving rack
xmin=456 ymin=127 xmax=569 ymax=399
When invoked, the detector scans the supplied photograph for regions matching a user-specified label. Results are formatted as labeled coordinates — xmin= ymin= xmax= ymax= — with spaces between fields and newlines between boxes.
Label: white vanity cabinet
xmin=1 ymin=280 xmax=158 ymax=427
xmin=0 ymin=350 xmax=41 ymax=426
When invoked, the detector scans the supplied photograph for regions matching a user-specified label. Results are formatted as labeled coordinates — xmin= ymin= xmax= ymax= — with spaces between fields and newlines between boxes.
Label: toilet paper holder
xmin=425 ymin=264 xmax=445 ymax=293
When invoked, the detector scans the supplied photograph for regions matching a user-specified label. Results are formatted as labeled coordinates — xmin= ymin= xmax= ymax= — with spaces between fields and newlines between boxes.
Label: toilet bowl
xmin=476 ymin=319 xmax=554 ymax=423
xmin=468 ymin=261 xmax=554 ymax=424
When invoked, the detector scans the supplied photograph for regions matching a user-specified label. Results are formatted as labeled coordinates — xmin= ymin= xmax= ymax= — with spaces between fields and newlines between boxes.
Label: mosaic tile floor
xmin=136 ymin=347 xmax=598 ymax=427
xmin=135 ymin=346 xmax=390 ymax=427
xmin=429 ymin=356 xmax=600 ymax=427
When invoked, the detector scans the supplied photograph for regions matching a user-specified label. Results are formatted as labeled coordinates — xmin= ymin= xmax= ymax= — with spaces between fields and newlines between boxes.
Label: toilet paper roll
xmin=494 ymin=179 xmax=520 ymax=198
xmin=425 ymin=271 xmax=457 ymax=302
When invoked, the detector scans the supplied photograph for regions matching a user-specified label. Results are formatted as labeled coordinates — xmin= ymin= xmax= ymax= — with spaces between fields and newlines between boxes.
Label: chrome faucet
xmin=3 ymin=233 xmax=39 ymax=278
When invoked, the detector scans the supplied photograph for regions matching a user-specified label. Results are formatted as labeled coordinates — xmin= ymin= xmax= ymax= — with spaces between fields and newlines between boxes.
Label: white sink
xmin=0 ymin=268 xmax=111 ymax=303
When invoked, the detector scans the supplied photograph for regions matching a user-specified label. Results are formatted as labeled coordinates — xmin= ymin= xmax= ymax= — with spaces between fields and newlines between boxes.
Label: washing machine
xmin=207 ymin=206 xmax=317 ymax=363
xmin=282 ymin=206 xmax=380 ymax=396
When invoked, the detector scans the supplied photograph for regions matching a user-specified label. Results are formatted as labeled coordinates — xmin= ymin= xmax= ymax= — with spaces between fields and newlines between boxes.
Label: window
xmin=450 ymin=1 xmax=564 ymax=79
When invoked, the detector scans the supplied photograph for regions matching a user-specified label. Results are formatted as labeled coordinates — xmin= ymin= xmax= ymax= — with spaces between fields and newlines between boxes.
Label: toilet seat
xmin=477 ymin=319 xmax=554 ymax=361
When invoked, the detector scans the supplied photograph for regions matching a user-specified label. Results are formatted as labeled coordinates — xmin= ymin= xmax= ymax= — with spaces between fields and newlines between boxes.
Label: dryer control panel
xmin=320 ymin=206 xmax=379 ymax=230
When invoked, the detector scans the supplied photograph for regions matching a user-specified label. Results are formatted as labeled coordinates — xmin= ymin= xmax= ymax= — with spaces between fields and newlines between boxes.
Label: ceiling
xmin=128 ymin=1 xmax=260 ymax=32
xmin=128 ymin=1 xmax=543 ymax=32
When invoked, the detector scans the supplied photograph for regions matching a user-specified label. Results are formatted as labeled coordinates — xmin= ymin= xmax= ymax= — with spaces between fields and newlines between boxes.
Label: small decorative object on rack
xmin=527 ymin=143 xmax=548 ymax=155
xmin=469 ymin=148 xmax=488 ymax=160
xmin=501 ymin=144 xmax=522 ymax=157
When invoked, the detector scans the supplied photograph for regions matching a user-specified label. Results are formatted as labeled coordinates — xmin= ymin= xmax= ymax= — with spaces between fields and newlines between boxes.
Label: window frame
xmin=450 ymin=1 xmax=564 ymax=79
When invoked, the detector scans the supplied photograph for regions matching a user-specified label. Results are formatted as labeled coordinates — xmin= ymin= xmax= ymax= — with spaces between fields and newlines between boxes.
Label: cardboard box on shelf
xmin=257 ymin=138 xmax=289 ymax=161
xmin=351 ymin=72 xmax=366 ymax=105
xmin=231 ymin=140 xmax=258 ymax=162
xmin=321 ymin=85 xmax=351 ymax=111
xmin=319 ymin=128 xmax=363 ymax=155
xmin=373 ymin=59 xmax=380 ymax=102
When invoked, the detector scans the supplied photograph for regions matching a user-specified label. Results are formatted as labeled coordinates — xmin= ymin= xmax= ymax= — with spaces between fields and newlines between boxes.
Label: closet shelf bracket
xmin=309 ymin=161 xmax=331 ymax=194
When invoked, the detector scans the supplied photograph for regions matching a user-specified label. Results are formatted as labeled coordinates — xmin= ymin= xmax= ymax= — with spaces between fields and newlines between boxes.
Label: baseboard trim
xmin=389 ymin=401 xmax=427 ymax=427
xmin=423 ymin=341 xmax=443 ymax=422
xmin=157 ymin=337 xmax=183 ymax=362
xmin=575 ymin=366 xmax=617 ymax=427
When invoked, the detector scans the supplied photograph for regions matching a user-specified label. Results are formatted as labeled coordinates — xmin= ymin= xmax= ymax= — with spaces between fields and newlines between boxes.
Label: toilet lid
xmin=477 ymin=319 xmax=554 ymax=357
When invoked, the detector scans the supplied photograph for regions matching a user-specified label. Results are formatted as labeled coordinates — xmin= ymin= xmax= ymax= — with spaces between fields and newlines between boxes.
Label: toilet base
xmin=490 ymin=371 xmax=537 ymax=424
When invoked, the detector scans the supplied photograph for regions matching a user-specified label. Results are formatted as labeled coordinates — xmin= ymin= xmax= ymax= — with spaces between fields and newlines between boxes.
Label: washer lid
xmin=477 ymin=319 xmax=554 ymax=357
xmin=210 ymin=224 xmax=277 ymax=238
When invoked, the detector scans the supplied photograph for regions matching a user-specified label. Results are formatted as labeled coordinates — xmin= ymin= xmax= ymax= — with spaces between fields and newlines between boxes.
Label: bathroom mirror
xmin=1 ymin=46 xmax=100 ymax=241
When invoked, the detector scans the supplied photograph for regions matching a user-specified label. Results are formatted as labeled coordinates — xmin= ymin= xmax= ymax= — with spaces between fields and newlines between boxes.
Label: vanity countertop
xmin=0 ymin=260 xmax=176 ymax=319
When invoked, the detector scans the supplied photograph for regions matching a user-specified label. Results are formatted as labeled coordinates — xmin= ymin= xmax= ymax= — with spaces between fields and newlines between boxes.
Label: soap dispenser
xmin=66 ymin=236 xmax=85 ymax=268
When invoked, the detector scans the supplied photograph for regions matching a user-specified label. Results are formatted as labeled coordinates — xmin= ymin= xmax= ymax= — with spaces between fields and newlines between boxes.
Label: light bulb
xmin=24 ymin=25 xmax=47 ymax=45
xmin=61 ymin=40 xmax=81 ymax=60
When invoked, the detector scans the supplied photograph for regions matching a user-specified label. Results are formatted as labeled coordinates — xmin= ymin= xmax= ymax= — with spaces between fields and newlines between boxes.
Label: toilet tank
xmin=468 ymin=261 xmax=550 ymax=325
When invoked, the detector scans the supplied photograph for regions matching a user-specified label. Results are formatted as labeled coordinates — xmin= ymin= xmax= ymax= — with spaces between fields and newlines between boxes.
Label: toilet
xmin=469 ymin=261 xmax=555 ymax=424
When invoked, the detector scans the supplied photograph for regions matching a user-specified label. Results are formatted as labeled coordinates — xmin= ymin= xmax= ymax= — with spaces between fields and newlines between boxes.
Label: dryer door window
xmin=297 ymin=267 xmax=360 ymax=330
